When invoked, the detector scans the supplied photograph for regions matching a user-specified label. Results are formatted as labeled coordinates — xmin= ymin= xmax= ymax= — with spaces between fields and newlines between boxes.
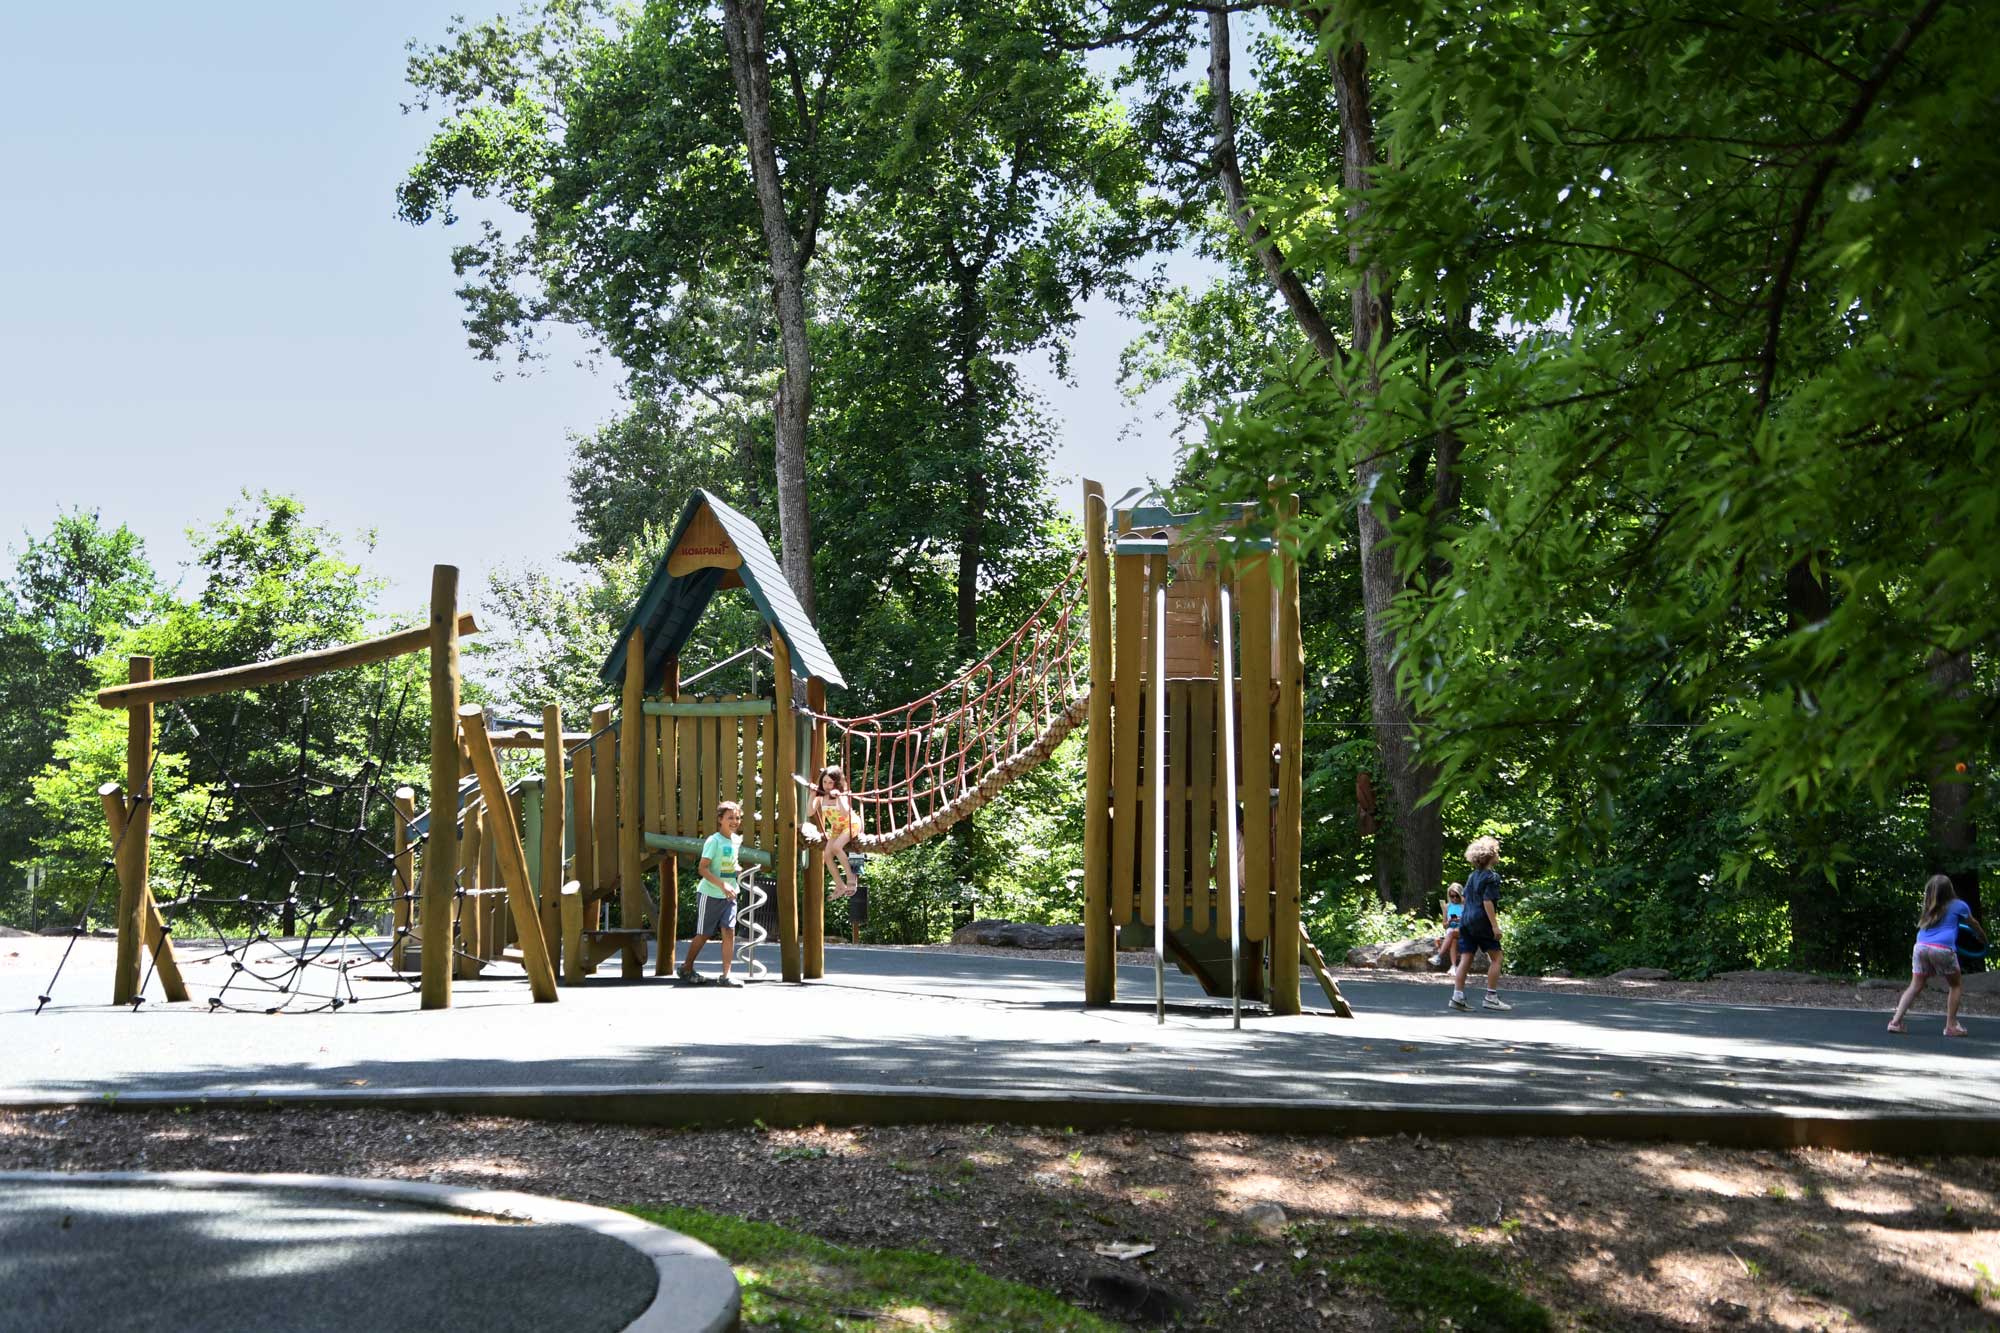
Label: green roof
xmin=599 ymin=490 xmax=845 ymax=692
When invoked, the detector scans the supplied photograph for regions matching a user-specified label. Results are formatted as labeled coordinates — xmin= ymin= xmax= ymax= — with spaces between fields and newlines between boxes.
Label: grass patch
xmin=1291 ymin=1221 xmax=1552 ymax=1333
xmin=631 ymin=1205 xmax=1116 ymax=1331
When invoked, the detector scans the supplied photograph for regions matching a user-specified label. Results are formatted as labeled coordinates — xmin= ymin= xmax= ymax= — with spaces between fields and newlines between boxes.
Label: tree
xmin=401 ymin=0 xmax=879 ymax=616
xmin=0 ymin=513 xmax=156 ymax=924
xmin=1191 ymin=3 xmax=1996 ymax=944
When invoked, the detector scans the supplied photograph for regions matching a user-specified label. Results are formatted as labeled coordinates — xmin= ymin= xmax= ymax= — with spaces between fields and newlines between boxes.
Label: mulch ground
xmin=4 ymin=1106 xmax=1994 ymax=1330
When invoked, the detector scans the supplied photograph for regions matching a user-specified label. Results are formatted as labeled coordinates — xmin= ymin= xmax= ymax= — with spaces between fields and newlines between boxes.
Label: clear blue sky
xmin=0 ymin=2 xmax=1181 ymax=616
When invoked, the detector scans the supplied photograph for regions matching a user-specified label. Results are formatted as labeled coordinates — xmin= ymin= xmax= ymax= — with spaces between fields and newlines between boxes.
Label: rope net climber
xmin=39 ymin=668 xmax=452 ymax=1014
xmin=802 ymin=554 xmax=1091 ymax=853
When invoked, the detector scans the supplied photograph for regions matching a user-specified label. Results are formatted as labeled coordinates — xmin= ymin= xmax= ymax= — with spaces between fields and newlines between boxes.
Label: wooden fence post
xmin=1082 ymin=481 xmax=1115 ymax=1005
xmin=772 ymin=633 xmax=801 ymax=982
xmin=591 ymin=702 xmax=617 ymax=908
xmin=458 ymin=705 xmax=559 ymax=1002
xmin=112 ymin=656 xmax=153 ymax=1006
xmin=422 ymin=566 xmax=459 ymax=1010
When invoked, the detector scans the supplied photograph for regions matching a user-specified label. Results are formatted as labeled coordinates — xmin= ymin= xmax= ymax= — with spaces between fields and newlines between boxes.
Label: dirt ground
xmin=3 ymin=1106 xmax=1994 ymax=1330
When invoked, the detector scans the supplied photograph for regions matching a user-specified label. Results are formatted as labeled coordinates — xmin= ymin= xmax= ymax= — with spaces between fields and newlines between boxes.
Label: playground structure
xmin=84 ymin=482 xmax=1346 ymax=1017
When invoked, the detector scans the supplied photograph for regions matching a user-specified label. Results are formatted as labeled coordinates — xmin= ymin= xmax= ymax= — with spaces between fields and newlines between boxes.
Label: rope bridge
xmin=803 ymin=556 xmax=1091 ymax=854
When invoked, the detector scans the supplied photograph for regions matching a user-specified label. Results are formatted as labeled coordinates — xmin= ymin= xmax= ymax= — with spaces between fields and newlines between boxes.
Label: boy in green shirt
xmin=678 ymin=800 xmax=744 ymax=987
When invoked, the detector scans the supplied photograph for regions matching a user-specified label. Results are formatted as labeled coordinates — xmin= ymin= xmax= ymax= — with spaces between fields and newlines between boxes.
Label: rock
xmin=948 ymin=919 xmax=1087 ymax=950
xmin=1084 ymin=1272 xmax=1190 ymax=1324
xmin=0 ymin=926 xmax=33 ymax=938
xmin=1546 ymin=968 xmax=1574 ymax=978
xmin=1712 ymin=969 xmax=1834 ymax=985
xmin=1345 ymin=943 xmax=1388 ymax=968
xmin=1708 ymin=1298 xmax=1750 ymax=1322
xmin=1962 ymin=971 xmax=2000 ymax=995
xmin=1610 ymin=967 xmax=1673 ymax=981
xmin=1857 ymin=977 xmax=1904 ymax=990
xmin=1241 ymin=1201 xmax=1288 ymax=1233
xmin=1381 ymin=939 xmax=1440 ymax=972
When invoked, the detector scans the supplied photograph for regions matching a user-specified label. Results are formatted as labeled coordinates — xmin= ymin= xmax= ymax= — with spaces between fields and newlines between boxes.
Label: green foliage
xmin=631 ymin=1204 xmax=1115 ymax=1331
xmin=0 ymin=511 xmax=156 ymax=925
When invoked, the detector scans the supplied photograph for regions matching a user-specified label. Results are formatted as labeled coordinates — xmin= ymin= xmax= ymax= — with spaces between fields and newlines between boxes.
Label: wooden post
xmin=423 ymin=566 xmax=460 ymax=1010
xmin=654 ymin=659 xmax=681 ymax=976
xmin=1081 ymin=480 xmax=1115 ymax=1005
xmin=99 ymin=781 xmax=186 ymax=1002
xmin=1238 ymin=553 xmax=1275 ymax=948
xmin=591 ymin=703 xmax=617 ymax=906
xmin=112 ymin=656 xmax=153 ymax=1006
xmin=459 ymin=705 xmax=560 ymax=1002
xmin=459 ymin=804 xmax=484 ymax=974
xmin=772 ymin=632 xmax=802 ymax=982
xmin=572 ymin=733 xmax=596 ymax=912
xmin=540 ymin=704 xmax=565 ymax=978
xmin=392 ymin=787 xmax=416 ymax=972
xmin=1272 ymin=497 xmax=1304 ymax=1015
xmin=805 ymin=675 xmax=827 ymax=979
xmin=620 ymin=629 xmax=649 ymax=950
xmin=560 ymin=881 xmax=585 ymax=986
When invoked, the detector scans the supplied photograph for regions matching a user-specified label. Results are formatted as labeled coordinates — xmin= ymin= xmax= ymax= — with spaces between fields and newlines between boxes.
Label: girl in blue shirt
xmin=1887 ymin=875 xmax=1986 ymax=1037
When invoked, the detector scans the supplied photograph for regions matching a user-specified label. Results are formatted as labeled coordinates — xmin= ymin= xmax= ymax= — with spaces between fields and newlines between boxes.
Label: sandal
xmin=1885 ymin=1021 xmax=1906 ymax=1034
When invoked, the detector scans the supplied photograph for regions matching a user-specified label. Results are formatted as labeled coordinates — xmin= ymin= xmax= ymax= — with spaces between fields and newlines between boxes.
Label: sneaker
xmin=1482 ymin=993 xmax=1512 ymax=1011
xmin=1448 ymin=994 xmax=1469 ymax=1011
xmin=1427 ymin=954 xmax=1444 ymax=969
xmin=715 ymin=974 xmax=741 ymax=988
xmin=678 ymin=968 xmax=711 ymax=986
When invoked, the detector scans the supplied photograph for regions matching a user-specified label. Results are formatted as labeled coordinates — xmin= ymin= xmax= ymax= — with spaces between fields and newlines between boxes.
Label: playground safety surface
xmin=5 ymin=942 xmax=1995 ymax=1150
xmin=0 ymin=1170 xmax=737 ymax=1333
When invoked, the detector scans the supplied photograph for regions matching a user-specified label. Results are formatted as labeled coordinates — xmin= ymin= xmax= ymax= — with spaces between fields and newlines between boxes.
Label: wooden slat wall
xmin=1110 ymin=551 xmax=1145 ymax=925
xmin=746 ymin=709 xmax=767 ymax=853
xmin=648 ymin=709 xmax=666 ymax=835
xmin=1272 ymin=497 xmax=1305 ymax=1013
xmin=720 ymin=698 xmax=741 ymax=808
xmin=1189 ymin=682 xmax=1215 ymax=935
xmin=1238 ymin=559 xmax=1275 ymax=944
xmin=678 ymin=707 xmax=698 ymax=841
xmin=572 ymin=743 xmax=595 ymax=906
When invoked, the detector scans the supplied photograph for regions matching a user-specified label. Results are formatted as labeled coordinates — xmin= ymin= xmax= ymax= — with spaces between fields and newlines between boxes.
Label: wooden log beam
xmin=805 ymin=676 xmax=826 ymax=979
xmin=96 ymin=613 xmax=479 ymax=710
xmin=639 ymin=697 xmax=775 ymax=717
xmin=489 ymin=729 xmax=592 ymax=749
xmin=113 ymin=657 xmax=153 ymax=1006
xmin=772 ymin=633 xmax=801 ymax=983
xmin=620 ymin=629 xmax=649 ymax=940
xmin=654 ymin=658 xmax=680 ymax=977
xmin=98 ymin=781 xmax=187 ymax=1002
xmin=458 ymin=705 xmax=559 ymax=1002
xmin=422 ymin=567 xmax=460 ymax=1010
xmin=540 ymin=704 xmax=565 ymax=979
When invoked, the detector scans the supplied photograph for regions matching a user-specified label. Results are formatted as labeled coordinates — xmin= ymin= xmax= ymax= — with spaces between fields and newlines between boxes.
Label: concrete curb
xmin=7 ymin=1083 xmax=1996 ymax=1156
xmin=0 ymin=1170 xmax=739 ymax=1333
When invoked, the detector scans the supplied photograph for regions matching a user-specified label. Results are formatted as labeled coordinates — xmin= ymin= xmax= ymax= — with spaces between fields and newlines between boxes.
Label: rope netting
xmin=35 ymin=668 xmax=484 ymax=1014
xmin=803 ymin=555 xmax=1092 ymax=853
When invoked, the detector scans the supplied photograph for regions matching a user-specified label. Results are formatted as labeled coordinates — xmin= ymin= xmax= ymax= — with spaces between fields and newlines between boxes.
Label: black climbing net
xmin=38 ymin=668 xmax=447 ymax=1015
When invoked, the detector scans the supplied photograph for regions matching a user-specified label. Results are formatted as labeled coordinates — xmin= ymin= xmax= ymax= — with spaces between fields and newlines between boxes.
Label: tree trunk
xmin=1928 ymin=647 xmax=1981 ymax=970
xmin=720 ymin=0 xmax=816 ymax=618
xmin=957 ymin=471 xmax=986 ymax=662
xmin=1331 ymin=37 xmax=1440 ymax=912
xmin=1780 ymin=557 xmax=1845 ymax=968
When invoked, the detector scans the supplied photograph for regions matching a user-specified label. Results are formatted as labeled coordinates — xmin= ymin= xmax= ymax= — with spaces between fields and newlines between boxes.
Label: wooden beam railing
xmin=95 ymin=613 xmax=480 ymax=710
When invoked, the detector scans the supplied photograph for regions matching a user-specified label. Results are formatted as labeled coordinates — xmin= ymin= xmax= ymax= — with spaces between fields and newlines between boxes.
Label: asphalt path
xmin=0 ymin=1176 xmax=660 ymax=1333
xmin=4 ymin=941 xmax=1994 ymax=1117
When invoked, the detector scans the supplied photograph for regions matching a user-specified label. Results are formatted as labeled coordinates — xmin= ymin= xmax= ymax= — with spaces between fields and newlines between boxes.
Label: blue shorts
xmin=696 ymin=892 xmax=737 ymax=936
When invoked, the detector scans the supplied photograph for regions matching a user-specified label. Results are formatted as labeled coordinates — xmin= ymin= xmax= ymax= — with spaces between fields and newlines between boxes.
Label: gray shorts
xmin=696 ymin=892 xmax=737 ymax=936
xmin=1913 ymin=943 xmax=1960 ymax=978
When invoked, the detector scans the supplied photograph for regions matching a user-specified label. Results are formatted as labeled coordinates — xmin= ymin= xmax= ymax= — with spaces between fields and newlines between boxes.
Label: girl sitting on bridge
xmin=809 ymin=766 xmax=861 ymax=899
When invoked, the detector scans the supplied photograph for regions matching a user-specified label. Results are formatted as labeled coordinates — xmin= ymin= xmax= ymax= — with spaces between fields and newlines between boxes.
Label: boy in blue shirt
xmin=677 ymin=801 xmax=744 ymax=987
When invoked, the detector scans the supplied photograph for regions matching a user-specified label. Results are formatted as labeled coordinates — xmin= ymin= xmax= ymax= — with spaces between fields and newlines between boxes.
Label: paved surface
xmin=0 ymin=1174 xmax=669 ymax=1333
xmin=5 ymin=941 xmax=1994 ymax=1119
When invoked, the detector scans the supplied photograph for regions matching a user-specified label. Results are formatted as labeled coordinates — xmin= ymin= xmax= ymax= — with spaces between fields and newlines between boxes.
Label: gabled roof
xmin=599 ymin=489 xmax=845 ymax=692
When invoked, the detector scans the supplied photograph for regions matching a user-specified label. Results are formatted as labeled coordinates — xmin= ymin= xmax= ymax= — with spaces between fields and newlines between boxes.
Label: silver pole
xmin=1217 ymin=578 xmax=1242 ymax=1031
xmin=1153 ymin=572 xmax=1167 ymax=1025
